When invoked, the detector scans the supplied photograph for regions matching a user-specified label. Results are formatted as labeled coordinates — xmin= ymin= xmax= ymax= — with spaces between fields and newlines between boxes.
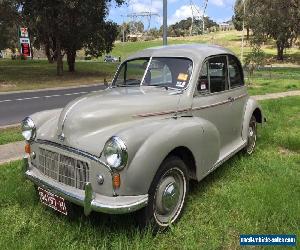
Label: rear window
xmin=228 ymin=55 xmax=244 ymax=88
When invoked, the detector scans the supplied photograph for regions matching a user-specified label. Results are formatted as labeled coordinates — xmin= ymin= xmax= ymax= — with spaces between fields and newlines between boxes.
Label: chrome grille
xmin=38 ymin=148 xmax=89 ymax=190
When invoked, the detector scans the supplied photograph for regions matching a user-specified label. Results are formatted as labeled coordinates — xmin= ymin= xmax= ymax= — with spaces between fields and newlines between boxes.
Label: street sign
xmin=19 ymin=27 xmax=32 ymax=58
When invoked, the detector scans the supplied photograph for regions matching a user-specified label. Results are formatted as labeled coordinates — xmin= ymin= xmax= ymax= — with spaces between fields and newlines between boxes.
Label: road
xmin=0 ymin=84 xmax=105 ymax=126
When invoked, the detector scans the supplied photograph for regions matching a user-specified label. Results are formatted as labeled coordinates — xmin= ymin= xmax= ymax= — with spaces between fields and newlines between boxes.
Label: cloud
xmin=210 ymin=0 xmax=225 ymax=7
xmin=128 ymin=0 xmax=162 ymax=13
xmin=169 ymin=4 xmax=204 ymax=24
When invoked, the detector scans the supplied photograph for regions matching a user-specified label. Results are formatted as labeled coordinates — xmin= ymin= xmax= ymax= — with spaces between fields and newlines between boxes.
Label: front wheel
xmin=244 ymin=115 xmax=257 ymax=155
xmin=137 ymin=156 xmax=189 ymax=230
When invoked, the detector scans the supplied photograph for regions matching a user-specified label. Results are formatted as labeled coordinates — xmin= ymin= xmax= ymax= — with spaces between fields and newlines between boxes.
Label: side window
xmin=228 ymin=55 xmax=244 ymax=88
xmin=197 ymin=62 xmax=209 ymax=93
xmin=208 ymin=56 xmax=228 ymax=93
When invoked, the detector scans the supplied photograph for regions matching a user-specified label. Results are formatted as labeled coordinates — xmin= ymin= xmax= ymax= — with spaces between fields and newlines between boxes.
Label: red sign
xmin=19 ymin=27 xmax=32 ymax=58
xmin=21 ymin=43 xmax=31 ymax=57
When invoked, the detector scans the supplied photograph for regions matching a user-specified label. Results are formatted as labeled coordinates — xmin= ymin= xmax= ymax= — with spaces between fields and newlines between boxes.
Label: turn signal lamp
xmin=25 ymin=143 xmax=31 ymax=154
xmin=113 ymin=173 xmax=121 ymax=189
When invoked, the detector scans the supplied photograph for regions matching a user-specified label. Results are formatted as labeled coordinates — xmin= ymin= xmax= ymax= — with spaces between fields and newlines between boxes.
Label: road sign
xmin=19 ymin=27 xmax=32 ymax=58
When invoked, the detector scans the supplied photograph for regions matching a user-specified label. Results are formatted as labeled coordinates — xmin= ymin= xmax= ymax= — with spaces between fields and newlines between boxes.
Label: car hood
xmin=37 ymin=86 xmax=186 ymax=156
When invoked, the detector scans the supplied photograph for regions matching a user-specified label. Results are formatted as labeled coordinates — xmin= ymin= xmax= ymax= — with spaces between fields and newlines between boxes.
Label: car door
xmin=226 ymin=54 xmax=248 ymax=141
xmin=192 ymin=55 xmax=241 ymax=161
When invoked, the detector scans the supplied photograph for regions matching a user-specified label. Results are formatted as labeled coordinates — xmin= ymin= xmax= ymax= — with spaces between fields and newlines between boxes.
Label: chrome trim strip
xmin=192 ymin=94 xmax=248 ymax=112
xmin=60 ymin=97 xmax=87 ymax=134
xmin=25 ymin=169 xmax=148 ymax=215
xmin=133 ymin=108 xmax=190 ymax=118
xmin=192 ymin=99 xmax=230 ymax=111
xmin=133 ymin=94 xmax=248 ymax=118
xmin=234 ymin=93 xmax=248 ymax=100
xmin=36 ymin=139 xmax=112 ymax=172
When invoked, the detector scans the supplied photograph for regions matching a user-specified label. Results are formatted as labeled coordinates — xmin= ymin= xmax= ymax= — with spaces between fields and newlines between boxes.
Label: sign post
xmin=19 ymin=27 xmax=32 ymax=58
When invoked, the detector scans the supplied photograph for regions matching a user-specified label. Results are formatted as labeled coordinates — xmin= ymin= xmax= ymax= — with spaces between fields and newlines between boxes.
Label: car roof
xmin=127 ymin=44 xmax=235 ymax=61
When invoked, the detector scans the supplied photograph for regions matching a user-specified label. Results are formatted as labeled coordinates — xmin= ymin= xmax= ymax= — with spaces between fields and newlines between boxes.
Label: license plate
xmin=38 ymin=187 xmax=68 ymax=215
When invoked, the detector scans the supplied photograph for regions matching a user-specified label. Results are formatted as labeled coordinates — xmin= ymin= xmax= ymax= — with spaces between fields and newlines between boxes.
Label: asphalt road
xmin=0 ymin=84 xmax=105 ymax=126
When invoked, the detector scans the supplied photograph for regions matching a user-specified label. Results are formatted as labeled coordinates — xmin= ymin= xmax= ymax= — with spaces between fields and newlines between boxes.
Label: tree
xmin=251 ymin=0 xmax=300 ymax=61
xmin=233 ymin=0 xmax=300 ymax=60
xmin=232 ymin=0 xmax=252 ymax=40
xmin=21 ymin=0 xmax=124 ymax=75
xmin=168 ymin=16 xmax=218 ymax=37
xmin=0 ymin=0 xmax=19 ymax=51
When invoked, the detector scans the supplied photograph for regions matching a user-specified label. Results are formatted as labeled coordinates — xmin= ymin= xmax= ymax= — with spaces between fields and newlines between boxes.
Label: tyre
xmin=244 ymin=115 xmax=257 ymax=155
xmin=137 ymin=156 xmax=189 ymax=230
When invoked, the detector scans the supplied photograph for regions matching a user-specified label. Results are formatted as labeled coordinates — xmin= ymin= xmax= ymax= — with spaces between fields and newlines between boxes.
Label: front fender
xmin=117 ymin=117 xmax=220 ymax=195
xmin=242 ymin=97 xmax=264 ymax=140
xmin=29 ymin=109 xmax=62 ymax=129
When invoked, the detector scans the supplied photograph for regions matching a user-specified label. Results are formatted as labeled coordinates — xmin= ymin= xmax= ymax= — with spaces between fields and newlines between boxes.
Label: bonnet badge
xmin=58 ymin=132 xmax=65 ymax=142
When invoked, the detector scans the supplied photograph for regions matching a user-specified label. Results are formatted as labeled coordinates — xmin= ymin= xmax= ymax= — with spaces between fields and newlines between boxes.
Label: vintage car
xmin=22 ymin=44 xmax=264 ymax=229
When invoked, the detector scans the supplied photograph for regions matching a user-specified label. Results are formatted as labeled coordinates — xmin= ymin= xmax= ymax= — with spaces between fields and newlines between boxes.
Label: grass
xmin=0 ymin=60 xmax=118 ymax=92
xmin=1 ymin=30 xmax=299 ymax=92
xmin=0 ymin=126 xmax=22 ymax=145
xmin=0 ymin=96 xmax=299 ymax=249
xmin=247 ymin=67 xmax=300 ymax=95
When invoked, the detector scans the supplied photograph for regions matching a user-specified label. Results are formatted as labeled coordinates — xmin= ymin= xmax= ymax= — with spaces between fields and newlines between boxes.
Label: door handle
xmin=228 ymin=97 xmax=234 ymax=102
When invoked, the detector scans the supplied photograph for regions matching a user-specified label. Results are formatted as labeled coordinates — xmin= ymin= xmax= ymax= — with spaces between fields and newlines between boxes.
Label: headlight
xmin=103 ymin=136 xmax=128 ymax=170
xmin=21 ymin=117 xmax=36 ymax=141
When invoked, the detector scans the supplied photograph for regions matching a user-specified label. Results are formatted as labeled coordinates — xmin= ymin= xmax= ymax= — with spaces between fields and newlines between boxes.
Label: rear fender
xmin=242 ymin=97 xmax=264 ymax=140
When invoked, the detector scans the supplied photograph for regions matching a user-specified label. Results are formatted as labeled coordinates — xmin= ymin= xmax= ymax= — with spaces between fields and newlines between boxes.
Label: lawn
xmin=0 ymin=96 xmax=299 ymax=249
xmin=0 ymin=126 xmax=22 ymax=145
xmin=1 ymin=30 xmax=299 ymax=92
xmin=0 ymin=59 xmax=118 ymax=92
xmin=247 ymin=67 xmax=300 ymax=95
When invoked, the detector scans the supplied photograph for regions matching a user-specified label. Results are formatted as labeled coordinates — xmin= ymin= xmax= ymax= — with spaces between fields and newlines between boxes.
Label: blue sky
xmin=108 ymin=0 xmax=235 ymax=28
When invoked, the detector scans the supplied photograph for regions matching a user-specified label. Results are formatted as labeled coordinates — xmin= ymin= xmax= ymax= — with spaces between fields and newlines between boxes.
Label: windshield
xmin=113 ymin=57 xmax=193 ymax=89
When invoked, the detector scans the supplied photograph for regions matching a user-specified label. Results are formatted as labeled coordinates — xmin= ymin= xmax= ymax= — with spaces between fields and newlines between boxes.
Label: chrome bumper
xmin=25 ymin=167 xmax=148 ymax=215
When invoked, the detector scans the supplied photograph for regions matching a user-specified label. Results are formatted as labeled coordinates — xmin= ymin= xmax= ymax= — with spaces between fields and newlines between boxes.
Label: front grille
xmin=38 ymin=148 xmax=89 ymax=190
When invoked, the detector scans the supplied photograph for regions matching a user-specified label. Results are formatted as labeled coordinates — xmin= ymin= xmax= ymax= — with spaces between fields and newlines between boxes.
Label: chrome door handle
xmin=228 ymin=97 xmax=234 ymax=102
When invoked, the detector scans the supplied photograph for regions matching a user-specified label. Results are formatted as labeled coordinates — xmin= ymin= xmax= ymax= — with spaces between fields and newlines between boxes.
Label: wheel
xmin=137 ymin=156 xmax=189 ymax=230
xmin=244 ymin=115 xmax=257 ymax=155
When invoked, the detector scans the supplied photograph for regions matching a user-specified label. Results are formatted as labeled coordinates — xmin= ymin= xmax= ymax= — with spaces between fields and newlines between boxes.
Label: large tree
xmin=252 ymin=0 xmax=299 ymax=60
xmin=232 ymin=0 xmax=257 ymax=40
xmin=0 ymin=0 xmax=19 ymax=51
xmin=233 ymin=0 xmax=300 ymax=60
xmin=21 ymin=0 xmax=124 ymax=75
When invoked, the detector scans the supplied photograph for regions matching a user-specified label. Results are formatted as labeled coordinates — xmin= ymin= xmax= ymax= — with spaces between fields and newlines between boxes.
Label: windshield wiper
xmin=148 ymin=84 xmax=170 ymax=90
xmin=116 ymin=79 xmax=141 ymax=87
xmin=116 ymin=84 xmax=140 ymax=87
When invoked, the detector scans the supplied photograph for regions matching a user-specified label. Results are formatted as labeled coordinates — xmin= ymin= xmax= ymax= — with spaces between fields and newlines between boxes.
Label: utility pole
xmin=241 ymin=0 xmax=246 ymax=65
xmin=163 ymin=0 xmax=167 ymax=45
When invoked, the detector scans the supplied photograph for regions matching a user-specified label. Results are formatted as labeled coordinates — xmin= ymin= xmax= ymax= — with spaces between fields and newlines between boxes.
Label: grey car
xmin=104 ymin=55 xmax=118 ymax=62
xmin=22 ymin=44 xmax=264 ymax=229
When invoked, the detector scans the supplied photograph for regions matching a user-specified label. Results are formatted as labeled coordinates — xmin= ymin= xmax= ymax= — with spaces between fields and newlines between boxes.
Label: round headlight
xmin=21 ymin=117 xmax=36 ymax=141
xmin=103 ymin=136 xmax=128 ymax=170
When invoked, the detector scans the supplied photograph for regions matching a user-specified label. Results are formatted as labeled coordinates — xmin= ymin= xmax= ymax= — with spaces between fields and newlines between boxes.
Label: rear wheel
xmin=244 ymin=115 xmax=257 ymax=155
xmin=137 ymin=156 xmax=189 ymax=230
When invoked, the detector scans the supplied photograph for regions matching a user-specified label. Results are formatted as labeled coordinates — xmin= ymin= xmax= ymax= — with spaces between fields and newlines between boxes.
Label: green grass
xmin=247 ymin=67 xmax=300 ymax=95
xmin=0 ymin=59 xmax=118 ymax=92
xmin=0 ymin=126 xmax=22 ymax=145
xmin=1 ymin=30 xmax=299 ymax=92
xmin=0 ymin=96 xmax=299 ymax=249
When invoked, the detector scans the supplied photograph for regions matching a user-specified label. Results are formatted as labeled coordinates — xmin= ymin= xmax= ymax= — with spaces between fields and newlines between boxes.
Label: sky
xmin=108 ymin=0 xmax=235 ymax=28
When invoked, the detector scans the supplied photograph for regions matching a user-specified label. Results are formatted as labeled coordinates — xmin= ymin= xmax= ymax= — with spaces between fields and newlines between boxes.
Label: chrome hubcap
xmin=247 ymin=121 xmax=256 ymax=154
xmin=154 ymin=168 xmax=186 ymax=226
xmin=161 ymin=181 xmax=179 ymax=213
